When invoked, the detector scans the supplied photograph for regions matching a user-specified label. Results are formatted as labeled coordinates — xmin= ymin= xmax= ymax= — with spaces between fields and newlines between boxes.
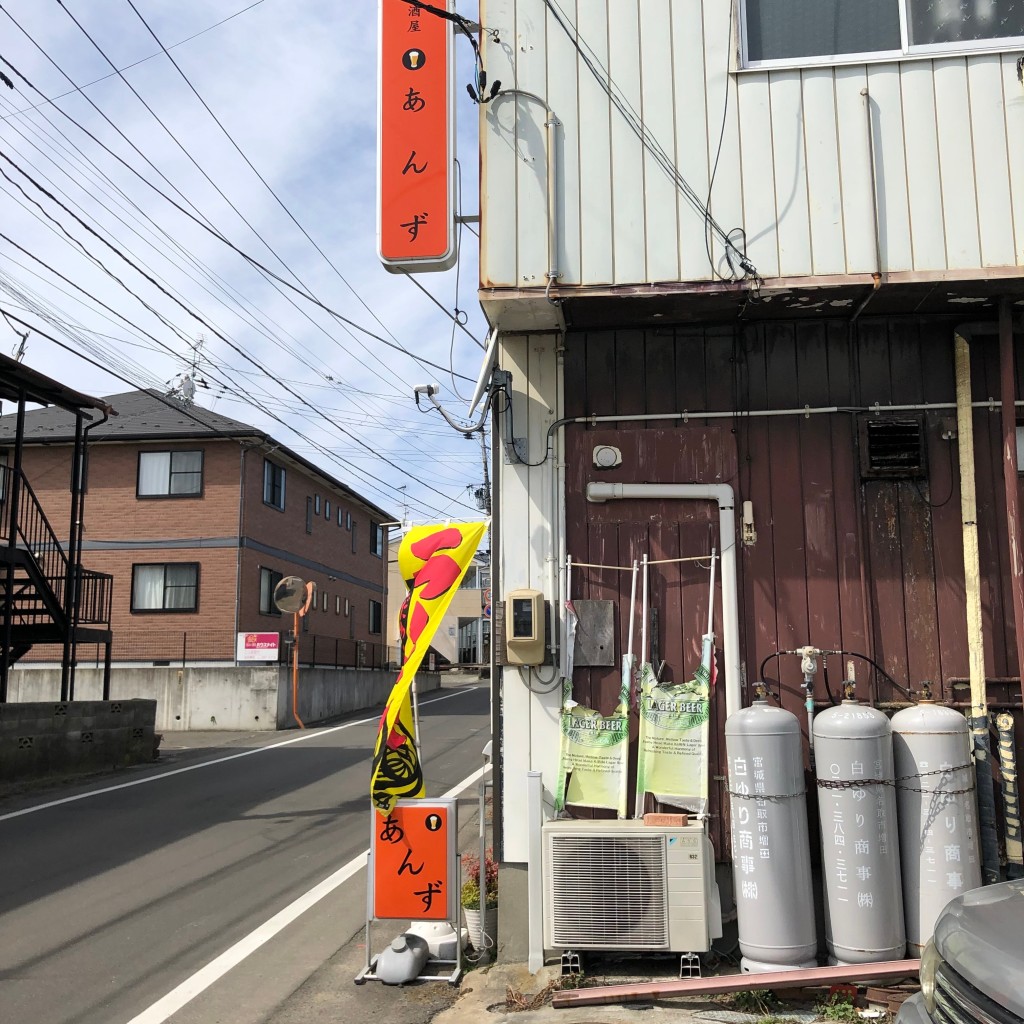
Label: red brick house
xmin=0 ymin=390 xmax=393 ymax=669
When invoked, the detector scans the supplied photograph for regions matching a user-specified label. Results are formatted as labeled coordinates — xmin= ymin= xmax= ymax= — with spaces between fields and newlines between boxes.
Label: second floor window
xmin=371 ymin=522 xmax=384 ymax=556
xmin=742 ymin=0 xmax=1024 ymax=66
xmin=259 ymin=567 xmax=283 ymax=615
xmin=369 ymin=599 xmax=383 ymax=635
xmin=132 ymin=563 xmax=199 ymax=612
xmin=263 ymin=459 xmax=286 ymax=510
xmin=138 ymin=450 xmax=202 ymax=497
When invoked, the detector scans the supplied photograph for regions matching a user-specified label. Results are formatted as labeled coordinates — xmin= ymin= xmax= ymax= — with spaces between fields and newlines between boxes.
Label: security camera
xmin=413 ymin=383 xmax=440 ymax=397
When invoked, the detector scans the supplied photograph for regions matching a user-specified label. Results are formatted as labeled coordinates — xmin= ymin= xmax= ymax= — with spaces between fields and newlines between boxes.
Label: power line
xmin=1 ymin=1 xmax=267 ymax=120
xmin=0 ymin=147 xmax=475 ymax=511
xmin=48 ymin=1 xmax=436 ymax=399
xmin=121 ymin=0 xmax=483 ymax=366
xmin=0 ymin=93 xmax=411 ymax=412
xmin=0 ymin=37 xmax=473 ymax=382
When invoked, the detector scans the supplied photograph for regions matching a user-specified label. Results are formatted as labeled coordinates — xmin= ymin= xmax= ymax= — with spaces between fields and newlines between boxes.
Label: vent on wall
xmin=858 ymin=415 xmax=927 ymax=480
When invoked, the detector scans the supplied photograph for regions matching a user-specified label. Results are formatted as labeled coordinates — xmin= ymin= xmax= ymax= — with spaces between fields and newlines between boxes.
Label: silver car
xmin=897 ymin=880 xmax=1024 ymax=1024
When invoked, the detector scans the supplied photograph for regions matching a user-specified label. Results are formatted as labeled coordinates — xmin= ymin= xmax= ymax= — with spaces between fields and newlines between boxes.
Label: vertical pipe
xmin=62 ymin=412 xmax=84 ymax=701
xmin=1 ymin=391 xmax=27 ymax=702
xmin=526 ymin=770 xmax=544 ymax=972
xmin=954 ymin=330 xmax=1000 ymax=884
xmin=999 ymin=300 xmax=1024 ymax=710
xmin=102 ymin=637 xmax=112 ymax=700
xmin=996 ymin=712 xmax=1023 ymax=878
xmin=292 ymin=611 xmax=304 ymax=729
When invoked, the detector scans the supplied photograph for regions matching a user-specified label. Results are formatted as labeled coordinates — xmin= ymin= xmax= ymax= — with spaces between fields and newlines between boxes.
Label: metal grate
xmin=859 ymin=416 xmax=927 ymax=479
xmin=547 ymin=833 xmax=668 ymax=949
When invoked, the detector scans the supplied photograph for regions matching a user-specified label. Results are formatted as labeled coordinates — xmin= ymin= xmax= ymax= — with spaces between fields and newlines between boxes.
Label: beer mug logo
xmin=402 ymin=49 xmax=426 ymax=71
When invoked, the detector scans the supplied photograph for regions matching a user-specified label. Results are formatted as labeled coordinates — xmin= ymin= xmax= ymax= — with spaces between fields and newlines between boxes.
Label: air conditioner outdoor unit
xmin=542 ymin=819 xmax=718 ymax=953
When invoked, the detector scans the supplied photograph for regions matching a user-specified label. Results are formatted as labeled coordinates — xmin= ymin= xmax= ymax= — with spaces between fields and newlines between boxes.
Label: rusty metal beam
xmin=550 ymin=960 xmax=921 ymax=1009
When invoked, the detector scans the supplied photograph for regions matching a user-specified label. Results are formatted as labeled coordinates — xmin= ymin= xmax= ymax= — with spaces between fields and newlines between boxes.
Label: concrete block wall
xmin=277 ymin=667 xmax=441 ymax=728
xmin=7 ymin=666 xmax=440 ymax=731
xmin=0 ymin=699 xmax=157 ymax=781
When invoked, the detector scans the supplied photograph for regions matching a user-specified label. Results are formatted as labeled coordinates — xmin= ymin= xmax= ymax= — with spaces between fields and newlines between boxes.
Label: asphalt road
xmin=0 ymin=682 xmax=490 ymax=1024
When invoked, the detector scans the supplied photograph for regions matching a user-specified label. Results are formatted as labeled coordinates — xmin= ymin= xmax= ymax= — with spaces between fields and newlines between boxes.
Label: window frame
xmin=306 ymin=496 xmax=314 ymax=534
xmin=263 ymin=459 xmax=286 ymax=511
xmin=136 ymin=449 xmax=204 ymax=499
xmin=739 ymin=0 xmax=1024 ymax=70
xmin=130 ymin=562 xmax=200 ymax=614
xmin=259 ymin=566 xmax=283 ymax=616
xmin=370 ymin=521 xmax=384 ymax=557
xmin=369 ymin=599 xmax=383 ymax=635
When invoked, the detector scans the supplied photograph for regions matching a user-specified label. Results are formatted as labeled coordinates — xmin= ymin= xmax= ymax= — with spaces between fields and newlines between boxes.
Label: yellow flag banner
xmin=370 ymin=521 xmax=488 ymax=815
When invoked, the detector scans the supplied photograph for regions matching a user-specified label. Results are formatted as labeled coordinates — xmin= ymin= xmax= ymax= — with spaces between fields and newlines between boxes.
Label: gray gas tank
xmin=813 ymin=699 xmax=906 ymax=965
xmin=891 ymin=701 xmax=981 ymax=954
xmin=726 ymin=699 xmax=817 ymax=972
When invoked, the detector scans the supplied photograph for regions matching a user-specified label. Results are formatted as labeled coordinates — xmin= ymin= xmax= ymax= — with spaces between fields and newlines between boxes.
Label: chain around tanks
xmin=816 ymin=762 xmax=975 ymax=794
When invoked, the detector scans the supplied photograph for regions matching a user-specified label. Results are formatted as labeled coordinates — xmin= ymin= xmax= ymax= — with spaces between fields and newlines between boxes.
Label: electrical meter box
xmin=505 ymin=588 xmax=545 ymax=665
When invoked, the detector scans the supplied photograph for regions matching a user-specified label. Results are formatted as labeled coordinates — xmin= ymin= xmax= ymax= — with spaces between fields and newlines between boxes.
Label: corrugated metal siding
xmin=560 ymin=319 xmax=1023 ymax=854
xmin=480 ymin=0 xmax=1024 ymax=288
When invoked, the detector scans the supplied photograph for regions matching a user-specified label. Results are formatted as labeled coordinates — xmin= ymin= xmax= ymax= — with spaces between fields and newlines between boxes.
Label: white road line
xmin=125 ymin=762 xmax=491 ymax=1024
xmin=0 ymin=686 xmax=478 ymax=823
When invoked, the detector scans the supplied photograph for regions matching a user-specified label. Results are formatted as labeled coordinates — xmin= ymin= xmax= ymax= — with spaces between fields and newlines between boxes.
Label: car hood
xmin=934 ymin=879 xmax=1024 ymax=1017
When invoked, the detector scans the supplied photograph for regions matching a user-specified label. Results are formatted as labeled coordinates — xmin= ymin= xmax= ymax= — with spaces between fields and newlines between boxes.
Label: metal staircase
xmin=1 ymin=463 xmax=112 ymax=678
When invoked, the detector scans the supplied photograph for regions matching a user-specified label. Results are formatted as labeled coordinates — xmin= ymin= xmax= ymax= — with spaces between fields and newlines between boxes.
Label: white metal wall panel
xmin=933 ymin=60 xmax=982 ymax=271
xmin=608 ymin=3 xmax=647 ymax=284
xmin=545 ymin=0 xmax=582 ymax=286
xmin=671 ymin=0 xmax=713 ymax=282
xmin=802 ymin=69 xmax=847 ymax=276
xmin=898 ymin=63 xmax=948 ymax=271
xmin=703 ymin=0 xmax=745 ymax=281
xmin=769 ymin=71 xmax=813 ymax=278
xmin=479 ymin=0 xmax=1023 ymax=290
xmin=480 ymin=0 xmax=519 ymax=289
xmin=736 ymin=72 xmax=781 ymax=280
xmin=1004 ymin=55 xmax=1024 ymax=266
xmin=833 ymin=66 xmax=880 ymax=274
xmin=639 ymin=0 xmax=681 ymax=283
xmin=498 ymin=333 xmax=562 ymax=864
xmin=864 ymin=65 xmax=914 ymax=272
xmin=967 ymin=56 xmax=1016 ymax=268
xmin=515 ymin=3 xmax=551 ymax=288
xmin=576 ymin=0 xmax=615 ymax=284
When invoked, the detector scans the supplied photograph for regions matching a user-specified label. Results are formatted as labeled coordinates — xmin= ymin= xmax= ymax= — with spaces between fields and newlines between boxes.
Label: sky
xmin=0 ymin=0 xmax=489 ymax=525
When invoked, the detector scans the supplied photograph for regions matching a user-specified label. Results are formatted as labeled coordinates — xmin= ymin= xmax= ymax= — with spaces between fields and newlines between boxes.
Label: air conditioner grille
xmin=547 ymin=834 xmax=668 ymax=948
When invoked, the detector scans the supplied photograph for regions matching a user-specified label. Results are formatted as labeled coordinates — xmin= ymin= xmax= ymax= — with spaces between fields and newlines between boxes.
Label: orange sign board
xmin=371 ymin=798 xmax=457 ymax=921
xmin=377 ymin=0 xmax=456 ymax=272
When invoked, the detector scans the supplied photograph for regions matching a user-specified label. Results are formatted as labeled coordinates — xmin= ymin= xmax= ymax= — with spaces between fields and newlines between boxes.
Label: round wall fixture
xmin=592 ymin=445 xmax=622 ymax=469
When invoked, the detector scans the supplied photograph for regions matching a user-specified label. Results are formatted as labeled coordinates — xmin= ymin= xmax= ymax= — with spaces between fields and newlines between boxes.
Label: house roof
xmin=0 ymin=387 xmax=394 ymax=521
xmin=0 ymin=352 xmax=110 ymax=414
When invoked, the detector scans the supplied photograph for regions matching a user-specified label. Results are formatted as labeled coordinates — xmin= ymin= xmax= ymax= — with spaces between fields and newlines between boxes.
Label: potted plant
xmin=461 ymin=849 xmax=498 ymax=953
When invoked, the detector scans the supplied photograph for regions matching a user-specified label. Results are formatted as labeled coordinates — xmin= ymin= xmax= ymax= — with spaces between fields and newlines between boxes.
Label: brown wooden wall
xmin=562 ymin=317 xmax=1023 ymax=853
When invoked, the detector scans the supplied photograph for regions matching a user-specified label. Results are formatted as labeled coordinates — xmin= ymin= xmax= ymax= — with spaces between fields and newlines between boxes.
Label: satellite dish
xmin=274 ymin=575 xmax=308 ymax=614
xmin=467 ymin=327 xmax=498 ymax=416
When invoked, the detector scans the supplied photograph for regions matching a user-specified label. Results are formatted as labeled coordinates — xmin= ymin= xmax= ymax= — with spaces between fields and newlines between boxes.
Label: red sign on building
xmin=377 ymin=0 xmax=456 ymax=272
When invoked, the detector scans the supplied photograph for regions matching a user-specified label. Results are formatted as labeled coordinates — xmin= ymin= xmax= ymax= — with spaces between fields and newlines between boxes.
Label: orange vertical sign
xmin=371 ymin=798 xmax=457 ymax=921
xmin=377 ymin=0 xmax=456 ymax=272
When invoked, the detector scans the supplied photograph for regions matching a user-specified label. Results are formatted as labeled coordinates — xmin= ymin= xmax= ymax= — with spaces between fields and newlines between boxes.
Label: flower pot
xmin=463 ymin=905 xmax=498 ymax=953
